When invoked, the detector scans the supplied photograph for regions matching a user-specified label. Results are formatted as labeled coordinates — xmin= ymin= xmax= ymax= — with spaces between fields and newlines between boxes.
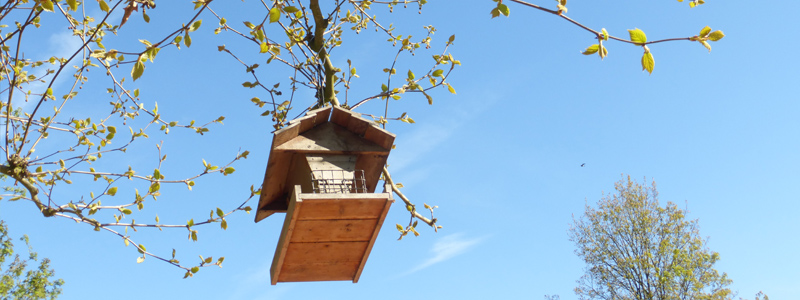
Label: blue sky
xmin=2 ymin=0 xmax=798 ymax=299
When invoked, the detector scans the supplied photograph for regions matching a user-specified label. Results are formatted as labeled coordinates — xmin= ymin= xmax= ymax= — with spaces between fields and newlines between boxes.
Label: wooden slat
xmin=290 ymin=219 xmax=377 ymax=243
xmin=278 ymin=261 xmax=361 ymax=282
xmin=354 ymin=183 xmax=395 ymax=283
xmin=282 ymin=241 xmax=368 ymax=264
xmin=345 ymin=114 xmax=370 ymax=137
xmin=329 ymin=106 xmax=351 ymax=129
xmin=363 ymin=124 xmax=395 ymax=150
xmin=270 ymin=185 xmax=303 ymax=285
xmin=295 ymin=199 xmax=388 ymax=220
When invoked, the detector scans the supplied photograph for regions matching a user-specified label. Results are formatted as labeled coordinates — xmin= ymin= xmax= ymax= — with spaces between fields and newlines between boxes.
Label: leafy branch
xmin=493 ymin=0 xmax=725 ymax=74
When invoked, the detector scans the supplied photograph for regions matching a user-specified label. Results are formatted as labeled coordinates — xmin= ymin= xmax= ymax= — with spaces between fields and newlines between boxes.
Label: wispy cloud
xmin=402 ymin=233 xmax=487 ymax=276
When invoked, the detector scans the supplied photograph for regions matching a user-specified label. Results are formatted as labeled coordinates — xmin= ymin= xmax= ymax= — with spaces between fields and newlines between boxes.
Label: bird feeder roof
xmin=255 ymin=106 xmax=395 ymax=223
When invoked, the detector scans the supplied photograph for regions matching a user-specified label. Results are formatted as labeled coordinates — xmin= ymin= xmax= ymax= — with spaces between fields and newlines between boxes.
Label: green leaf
xmin=407 ymin=70 xmax=415 ymax=80
xmin=121 ymin=208 xmax=132 ymax=215
xmin=98 ymin=0 xmax=109 ymax=12
xmin=184 ymin=33 xmax=192 ymax=47
xmin=224 ymin=167 xmax=235 ymax=175
xmin=432 ymin=69 xmax=444 ymax=77
xmin=216 ymin=208 xmax=224 ymax=217
xmin=131 ymin=60 xmax=145 ymax=81
xmin=191 ymin=267 xmax=199 ymax=274
xmin=582 ymin=44 xmax=600 ymax=55
xmin=220 ymin=219 xmax=228 ymax=230
xmin=40 ymin=0 xmax=54 ymax=12
xmin=699 ymin=26 xmax=711 ymax=37
xmin=707 ymin=30 xmax=725 ymax=41
xmin=283 ymin=6 xmax=299 ymax=13
xmin=269 ymin=7 xmax=280 ymax=23
xmin=497 ymin=3 xmax=510 ymax=16
xmin=396 ymin=224 xmax=404 ymax=232
xmin=446 ymin=83 xmax=456 ymax=94
xmin=149 ymin=182 xmax=160 ymax=193
xmin=641 ymin=49 xmax=655 ymax=74
xmin=628 ymin=28 xmax=647 ymax=45
xmin=189 ymin=20 xmax=202 ymax=32
xmin=107 ymin=187 xmax=118 ymax=196
xmin=490 ymin=7 xmax=500 ymax=18
xmin=601 ymin=28 xmax=609 ymax=41
xmin=66 ymin=0 xmax=78 ymax=11
xmin=259 ymin=42 xmax=269 ymax=53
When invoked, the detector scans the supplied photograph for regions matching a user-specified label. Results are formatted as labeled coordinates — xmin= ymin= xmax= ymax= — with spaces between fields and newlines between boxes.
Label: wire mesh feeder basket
xmin=310 ymin=169 xmax=367 ymax=194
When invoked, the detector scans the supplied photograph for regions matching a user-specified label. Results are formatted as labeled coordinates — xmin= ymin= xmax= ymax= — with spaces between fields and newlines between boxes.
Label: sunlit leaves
xmin=269 ymin=7 xmax=280 ymax=23
xmin=582 ymin=44 xmax=600 ymax=55
xmin=679 ymin=0 xmax=706 ymax=8
xmin=628 ymin=28 xmax=647 ymax=45
xmin=556 ymin=0 xmax=568 ymax=13
xmin=490 ymin=2 xmax=510 ymax=18
xmin=131 ymin=59 xmax=145 ymax=81
xmin=39 ymin=0 xmax=54 ymax=12
xmin=690 ymin=26 xmax=725 ymax=52
xmin=66 ymin=0 xmax=78 ymax=11
xmin=188 ymin=20 xmax=202 ymax=32
xmin=98 ymin=0 xmax=109 ymax=12
xmin=641 ymin=46 xmax=655 ymax=74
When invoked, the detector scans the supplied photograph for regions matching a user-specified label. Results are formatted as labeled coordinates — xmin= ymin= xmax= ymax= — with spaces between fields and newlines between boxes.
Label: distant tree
xmin=569 ymin=176 xmax=732 ymax=300
xmin=0 ymin=221 xmax=63 ymax=300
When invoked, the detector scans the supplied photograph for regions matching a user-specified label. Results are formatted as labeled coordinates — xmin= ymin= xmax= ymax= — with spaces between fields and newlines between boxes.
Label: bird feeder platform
xmin=254 ymin=106 xmax=396 ymax=284
xmin=270 ymin=184 xmax=393 ymax=284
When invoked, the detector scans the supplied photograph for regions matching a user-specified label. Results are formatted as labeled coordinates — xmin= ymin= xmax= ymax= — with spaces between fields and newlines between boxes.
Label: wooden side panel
xmin=278 ymin=261 xmax=361 ymax=282
xmin=290 ymin=219 xmax=377 ymax=243
xmin=354 ymin=184 xmax=394 ymax=283
xmin=255 ymin=150 xmax=292 ymax=222
xmin=271 ymin=185 xmax=303 ymax=285
xmin=296 ymin=199 xmax=387 ymax=220
xmin=354 ymin=154 xmax=389 ymax=193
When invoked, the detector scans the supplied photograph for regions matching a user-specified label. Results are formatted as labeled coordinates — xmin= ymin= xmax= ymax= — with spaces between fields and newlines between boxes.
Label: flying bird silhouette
xmin=580 ymin=163 xmax=585 ymax=167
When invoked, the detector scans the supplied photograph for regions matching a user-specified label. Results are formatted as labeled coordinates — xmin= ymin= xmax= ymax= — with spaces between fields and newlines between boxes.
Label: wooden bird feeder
xmin=254 ymin=106 xmax=396 ymax=285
